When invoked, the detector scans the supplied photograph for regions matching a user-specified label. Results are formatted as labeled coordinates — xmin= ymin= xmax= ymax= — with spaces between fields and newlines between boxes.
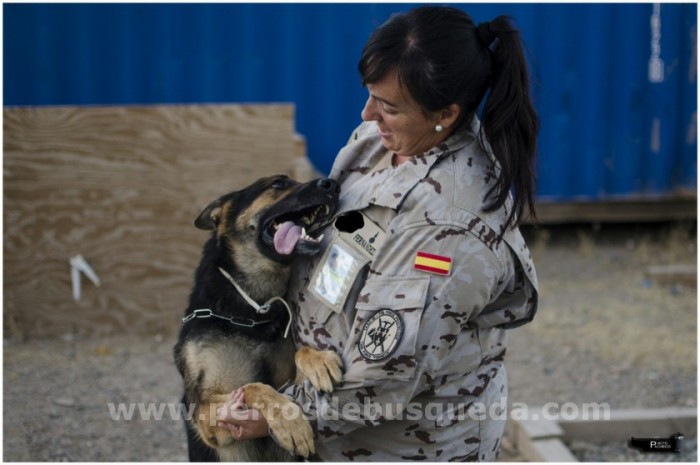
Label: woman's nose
xmin=361 ymin=97 xmax=378 ymax=122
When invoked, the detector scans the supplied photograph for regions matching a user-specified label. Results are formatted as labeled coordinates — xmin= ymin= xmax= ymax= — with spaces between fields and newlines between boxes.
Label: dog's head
xmin=194 ymin=175 xmax=340 ymax=263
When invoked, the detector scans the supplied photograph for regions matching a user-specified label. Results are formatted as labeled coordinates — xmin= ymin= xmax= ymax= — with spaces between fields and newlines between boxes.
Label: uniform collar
xmin=331 ymin=119 xmax=478 ymax=213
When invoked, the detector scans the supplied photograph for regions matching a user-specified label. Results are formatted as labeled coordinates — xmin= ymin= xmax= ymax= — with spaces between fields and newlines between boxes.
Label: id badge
xmin=309 ymin=240 xmax=366 ymax=311
xmin=309 ymin=211 xmax=387 ymax=312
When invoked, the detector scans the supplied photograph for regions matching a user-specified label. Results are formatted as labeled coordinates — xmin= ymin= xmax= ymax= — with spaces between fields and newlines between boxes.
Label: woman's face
xmin=361 ymin=71 xmax=448 ymax=159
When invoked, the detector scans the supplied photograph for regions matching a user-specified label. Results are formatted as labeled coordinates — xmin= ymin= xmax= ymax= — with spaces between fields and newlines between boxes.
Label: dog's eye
xmin=271 ymin=178 xmax=288 ymax=190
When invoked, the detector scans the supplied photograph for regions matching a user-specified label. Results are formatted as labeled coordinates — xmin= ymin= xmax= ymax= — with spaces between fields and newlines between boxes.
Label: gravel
xmin=3 ymin=222 xmax=697 ymax=461
xmin=508 ymin=222 xmax=696 ymax=410
xmin=3 ymin=334 xmax=188 ymax=461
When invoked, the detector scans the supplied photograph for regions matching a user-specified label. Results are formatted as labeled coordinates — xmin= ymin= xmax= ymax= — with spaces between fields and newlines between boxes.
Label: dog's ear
xmin=194 ymin=199 xmax=223 ymax=230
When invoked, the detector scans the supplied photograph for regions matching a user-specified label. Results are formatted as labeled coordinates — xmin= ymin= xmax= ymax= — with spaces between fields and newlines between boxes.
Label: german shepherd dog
xmin=174 ymin=175 xmax=343 ymax=461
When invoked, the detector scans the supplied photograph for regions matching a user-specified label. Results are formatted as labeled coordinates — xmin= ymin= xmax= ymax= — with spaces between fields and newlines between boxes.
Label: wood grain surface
xmin=4 ymin=104 xmax=298 ymax=338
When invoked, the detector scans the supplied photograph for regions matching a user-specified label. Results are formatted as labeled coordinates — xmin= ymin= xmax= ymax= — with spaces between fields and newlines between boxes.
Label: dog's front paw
xmin=295 ymin=346 xmax=343 ymax=392
xmin=243 ymin=382 xmax=315 ymax=458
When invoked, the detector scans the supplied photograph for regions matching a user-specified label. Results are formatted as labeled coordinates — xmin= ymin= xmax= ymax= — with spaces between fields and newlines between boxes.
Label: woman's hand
xmin=216 ymin=388 xmax=269 ymax=440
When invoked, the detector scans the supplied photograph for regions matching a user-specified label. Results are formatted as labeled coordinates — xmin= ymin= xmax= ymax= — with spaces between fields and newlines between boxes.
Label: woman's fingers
xmin=217 ymin=407 xmax=267 ymax=440
xmin=217 ymin=420 xmax=244 ymax=440
xmin=217 ymin=388 xmax=246 ymax=422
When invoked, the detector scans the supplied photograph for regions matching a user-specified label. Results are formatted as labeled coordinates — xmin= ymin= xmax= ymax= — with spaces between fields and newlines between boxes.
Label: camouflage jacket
xmin=282 ymin=118 xmax=538 ymax=461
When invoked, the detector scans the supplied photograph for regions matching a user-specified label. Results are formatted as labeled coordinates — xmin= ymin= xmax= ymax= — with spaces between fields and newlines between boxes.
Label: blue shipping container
xmin=4 ymin=3 xmax=697 ymax=201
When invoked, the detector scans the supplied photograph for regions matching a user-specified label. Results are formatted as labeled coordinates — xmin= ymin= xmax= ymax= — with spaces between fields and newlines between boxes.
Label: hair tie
xmin=477 ymin=21 xmax=495 ymax=47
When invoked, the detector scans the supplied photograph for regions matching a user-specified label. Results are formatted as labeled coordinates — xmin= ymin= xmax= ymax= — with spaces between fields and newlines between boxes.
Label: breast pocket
xmin=342 ymin=276 xmax=430 ymax=383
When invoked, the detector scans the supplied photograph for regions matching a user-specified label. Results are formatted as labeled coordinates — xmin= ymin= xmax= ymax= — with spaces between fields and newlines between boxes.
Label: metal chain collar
xmin=181 ymin=308 xmax=273 ymax=328
xmin=181 ymin=267 xmax=293 ymax=338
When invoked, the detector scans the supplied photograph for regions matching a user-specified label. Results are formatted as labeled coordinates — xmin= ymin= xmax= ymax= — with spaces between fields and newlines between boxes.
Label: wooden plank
xmin=558 ymin=407 xmax=697 ymax=442
xmin=4 ymin=104 xmax=296 ymax=338
xmin=291 ymin=133 xmax=324 ymax=182
xmin=645 ymin=265 xmax=697 ymax=287
xmin=507 ymin=413 xmax=577 ymax=462
xmin=530 ymin=196 xmax=697 ymax=224
xmin=526 ymin=438 xmax=579 ymax=462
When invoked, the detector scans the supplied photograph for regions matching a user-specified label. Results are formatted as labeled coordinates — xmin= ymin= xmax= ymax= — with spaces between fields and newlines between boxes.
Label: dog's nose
xmin=317 ymin=178 xmax=340 ymax=194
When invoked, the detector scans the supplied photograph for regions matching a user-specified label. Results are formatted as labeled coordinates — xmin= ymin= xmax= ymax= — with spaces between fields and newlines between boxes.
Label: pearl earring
xmin=435 ymin=124 xmax=444 ymax=133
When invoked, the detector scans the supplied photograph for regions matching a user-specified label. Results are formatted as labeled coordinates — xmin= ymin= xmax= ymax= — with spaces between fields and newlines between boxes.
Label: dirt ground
xmin=3 ymin=222 xmax=697 ymax=461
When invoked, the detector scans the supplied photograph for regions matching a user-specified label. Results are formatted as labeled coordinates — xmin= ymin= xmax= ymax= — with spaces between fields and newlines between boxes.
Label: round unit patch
xmin=358 ymin=309 xmax=404 ymax=361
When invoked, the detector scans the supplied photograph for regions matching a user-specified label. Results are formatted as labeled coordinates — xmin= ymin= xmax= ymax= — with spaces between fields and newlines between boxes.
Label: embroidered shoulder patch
xmin=358 ymin=309 xmax=404 ymax=361
xmin=414 ymin=251 xmax=452 ymax=276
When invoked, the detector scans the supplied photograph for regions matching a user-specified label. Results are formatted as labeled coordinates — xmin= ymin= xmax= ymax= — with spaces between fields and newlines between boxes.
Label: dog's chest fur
xmin=180 ymin=332 xmax=295 ymax=395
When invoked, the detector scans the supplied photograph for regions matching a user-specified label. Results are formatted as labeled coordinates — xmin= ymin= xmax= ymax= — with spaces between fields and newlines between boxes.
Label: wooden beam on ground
xmin=506 ymin=409 xmax=579 ymax=462
xmin=645 ymin=265 xmax=697 ymax=287
xmin=557 ymin=407 xmax=697 ymax=442
xmin=506 ymin=406 xmax=697 ymax=461
xmin=530 ymin=195 xmax=697 ymax=224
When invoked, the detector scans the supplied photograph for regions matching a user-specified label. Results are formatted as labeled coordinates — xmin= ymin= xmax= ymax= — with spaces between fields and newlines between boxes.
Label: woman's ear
xmin=437 ymin=104 xmax=461 ymax=130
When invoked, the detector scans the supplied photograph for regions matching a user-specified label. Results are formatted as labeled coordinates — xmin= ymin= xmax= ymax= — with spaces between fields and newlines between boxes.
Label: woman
xmin=219 ymin=6 xmax=539 ymax=461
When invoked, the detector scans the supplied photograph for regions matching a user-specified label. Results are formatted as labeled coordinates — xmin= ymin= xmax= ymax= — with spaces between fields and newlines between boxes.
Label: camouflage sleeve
xmin=281 ymin=222 xmax=515 ymax=442
xmin=281 ymin=374 xmax=425 ymax=442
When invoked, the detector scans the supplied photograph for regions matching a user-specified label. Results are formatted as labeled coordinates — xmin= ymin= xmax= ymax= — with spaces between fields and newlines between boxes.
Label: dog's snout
xmin=317 ymin=178 xmax=340 ymax=194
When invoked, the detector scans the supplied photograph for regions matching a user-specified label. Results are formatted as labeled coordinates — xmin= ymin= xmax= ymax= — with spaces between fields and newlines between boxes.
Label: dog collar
xmin=217 ymin=267 xmax=293 ymax=338
xmin=182 ymin=308 xmax=274 ymax=329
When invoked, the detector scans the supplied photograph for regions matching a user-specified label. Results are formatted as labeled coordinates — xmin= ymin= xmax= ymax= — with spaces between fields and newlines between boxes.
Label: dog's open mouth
xmin=263 ymin=204 xmax=333 ymax=256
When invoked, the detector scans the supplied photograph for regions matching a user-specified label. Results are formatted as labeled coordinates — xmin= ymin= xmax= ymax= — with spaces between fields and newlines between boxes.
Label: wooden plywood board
xmin=4 ymin=104 xmax=297 ymax=338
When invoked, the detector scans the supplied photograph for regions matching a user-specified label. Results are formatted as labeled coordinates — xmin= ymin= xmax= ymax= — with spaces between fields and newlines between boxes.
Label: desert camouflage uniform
xmin=281 ymin=118 xmax=538 ymax=461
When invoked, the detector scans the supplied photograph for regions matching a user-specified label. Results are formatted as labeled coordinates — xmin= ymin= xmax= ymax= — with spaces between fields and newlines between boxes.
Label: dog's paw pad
xmin=244 ymin=383 xmax=316 ymax=457
xmin=268 ymin=404 xmax=315 ymax=457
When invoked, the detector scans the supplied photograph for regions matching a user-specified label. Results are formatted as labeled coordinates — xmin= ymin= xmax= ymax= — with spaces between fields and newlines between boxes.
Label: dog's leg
xmin=242 ymin=382 xmax=315 ymax=458
xmin=194 ymin=393 xmax=234 ymax=451
xmin=294 ymin=346 xmax=343 ymax=392
xmin=184 ymin=412 xmax=219 ymax=462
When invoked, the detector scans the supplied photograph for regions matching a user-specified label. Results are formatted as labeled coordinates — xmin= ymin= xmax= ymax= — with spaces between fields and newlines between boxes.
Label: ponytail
xmin=357 ymin=7 xmax=538 ymax=228
xmin=479 ymin=16 xmax=539 ymax=228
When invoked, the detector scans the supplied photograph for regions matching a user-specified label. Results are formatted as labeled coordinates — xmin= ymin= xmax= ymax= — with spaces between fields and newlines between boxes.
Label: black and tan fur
xmin=174 ymin=175 xmax=342 ymax=461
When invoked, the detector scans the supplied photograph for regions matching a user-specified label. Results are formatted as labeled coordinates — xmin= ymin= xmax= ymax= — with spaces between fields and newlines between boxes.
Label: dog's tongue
xmin=274 ymin=221 xmax=302 ymax=255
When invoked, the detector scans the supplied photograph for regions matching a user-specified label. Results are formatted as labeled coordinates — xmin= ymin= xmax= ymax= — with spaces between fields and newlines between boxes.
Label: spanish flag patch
xmin=414 ymin=251 xmax=452 ymax=276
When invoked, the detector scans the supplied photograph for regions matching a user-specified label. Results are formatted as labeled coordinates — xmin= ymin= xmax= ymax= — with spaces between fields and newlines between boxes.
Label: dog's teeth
xmin=317 ymin=234 xmax=324 ymax=242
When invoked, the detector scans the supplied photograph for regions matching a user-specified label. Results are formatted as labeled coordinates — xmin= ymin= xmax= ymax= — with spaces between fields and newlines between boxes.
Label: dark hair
xmin=358 ymin=6 xmax=539 ymax=228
